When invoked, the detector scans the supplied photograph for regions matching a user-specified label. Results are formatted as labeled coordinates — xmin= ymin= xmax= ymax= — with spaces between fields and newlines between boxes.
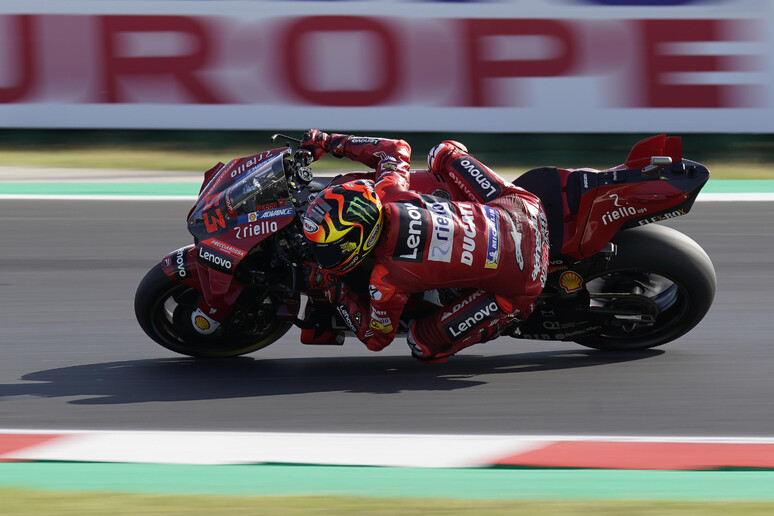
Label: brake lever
xmin=271 ymin=133 xmax=302 ymax=146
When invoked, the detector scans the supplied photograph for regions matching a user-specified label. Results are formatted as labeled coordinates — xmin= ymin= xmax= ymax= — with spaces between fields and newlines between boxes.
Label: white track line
xmin=0 ymin=193 xmax=769 ymax=202
xmin=0 ymin=194 xmax=198 ymax=201
xmin=3 ymin=430 xmax=774 ymax=467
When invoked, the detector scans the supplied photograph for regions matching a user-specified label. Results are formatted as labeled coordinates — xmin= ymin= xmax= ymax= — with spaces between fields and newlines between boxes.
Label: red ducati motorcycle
xmin=135 ymin=134 xmax=715 ymax=357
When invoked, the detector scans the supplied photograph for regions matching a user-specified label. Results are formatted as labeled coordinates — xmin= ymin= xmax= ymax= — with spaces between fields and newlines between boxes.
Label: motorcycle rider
xmin=299 ymin=130 xmax=549 ymax=362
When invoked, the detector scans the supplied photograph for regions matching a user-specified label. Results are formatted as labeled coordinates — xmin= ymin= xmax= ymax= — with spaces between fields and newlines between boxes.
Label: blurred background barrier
xmin=0 ymin=0 xmax=772 ymax=133
xmin=0 ymin=0 xmax=771 ymax=177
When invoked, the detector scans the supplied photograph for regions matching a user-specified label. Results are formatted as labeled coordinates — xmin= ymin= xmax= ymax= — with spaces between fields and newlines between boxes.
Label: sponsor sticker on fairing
xmin=196 ymin=245 xmax=234 ymax=274
xmin=191 ymin=308 xmax=220 ymax=335
xmin=170 ymin=246 xmax=189 ymax=279
xmin=484 ymin=206 xmax=500 ymax=270
xmin=228 ymin=155 xmax=263 ymax=179
xmin=559 ymin=271 xmax=583 ymax=293
xmin=256 ymin=206 xmax=294 ymax=220
xmin=209 ymin=239 xmax=247 ymax=258
xmin=637 ymin=209 xmax=687 ymax=226
xmin=238 ymin=206 xmax=294 ymax=224
xmin=257 ymin=202 xmax=278 ymax=211
xmin=235 ymin=220 xmax=279 ymax=239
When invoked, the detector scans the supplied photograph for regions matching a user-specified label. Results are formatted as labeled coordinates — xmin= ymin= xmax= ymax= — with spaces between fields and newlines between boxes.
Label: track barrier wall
xmin=0 ymin=0 xmax=773 ymax=133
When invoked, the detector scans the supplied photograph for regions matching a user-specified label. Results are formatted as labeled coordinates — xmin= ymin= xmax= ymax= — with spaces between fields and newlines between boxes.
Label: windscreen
xmin=187 ymin=150 xmax=292 ymax=240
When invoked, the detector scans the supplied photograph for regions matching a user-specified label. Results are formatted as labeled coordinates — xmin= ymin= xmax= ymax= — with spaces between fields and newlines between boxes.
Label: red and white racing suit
xmin=317 ymin=134 xmax=549 ymax=361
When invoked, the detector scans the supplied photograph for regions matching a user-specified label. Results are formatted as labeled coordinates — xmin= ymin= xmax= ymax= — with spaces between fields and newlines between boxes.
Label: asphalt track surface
xmin=1 ymin=199 xmax=773 ymax=437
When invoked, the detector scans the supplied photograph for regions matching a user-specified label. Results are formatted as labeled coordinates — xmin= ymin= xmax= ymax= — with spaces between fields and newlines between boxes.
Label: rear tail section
xmin=514 ymin=135 xmax=709 ymax=262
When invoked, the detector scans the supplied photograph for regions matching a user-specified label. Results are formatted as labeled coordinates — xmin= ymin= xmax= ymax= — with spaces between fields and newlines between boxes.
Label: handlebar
xmin=272 ymin=133 xmax=315 ymax=186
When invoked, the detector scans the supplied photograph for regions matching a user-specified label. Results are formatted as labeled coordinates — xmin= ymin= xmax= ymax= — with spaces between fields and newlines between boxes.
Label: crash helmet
xmin=302 ymin=180 xmax=383 ymax=273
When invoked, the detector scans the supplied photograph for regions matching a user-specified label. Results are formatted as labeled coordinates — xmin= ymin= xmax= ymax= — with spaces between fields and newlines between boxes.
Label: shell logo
xmin=194 ymin=315 xmax=211 ymax=330
xmin=559 ymin=271 xmax=583 ymax=293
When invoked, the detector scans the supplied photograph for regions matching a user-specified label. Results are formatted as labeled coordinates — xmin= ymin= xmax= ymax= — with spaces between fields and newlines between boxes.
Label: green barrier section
xmin=0 ymin=183 xmax=200 ymax=196
xmin=0 ymin=180 xmax=772 ymax=197
xmin=1 ymin=463 xmax=774 ymax=501
xmin=702 ymin=180 xmax=774 ymax=193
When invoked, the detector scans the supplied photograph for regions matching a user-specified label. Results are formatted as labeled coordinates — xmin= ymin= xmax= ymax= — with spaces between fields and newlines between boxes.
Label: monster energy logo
xmin=347 ymin=197 xmax=377 ymax=224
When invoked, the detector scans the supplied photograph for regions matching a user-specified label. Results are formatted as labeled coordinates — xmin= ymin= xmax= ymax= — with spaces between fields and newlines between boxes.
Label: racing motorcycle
xmin=135 ymin=134 xmax=715 ymax=357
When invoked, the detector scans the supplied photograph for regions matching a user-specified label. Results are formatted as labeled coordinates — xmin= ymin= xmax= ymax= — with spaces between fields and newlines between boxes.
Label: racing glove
xmin=299 ymin=129 xmax=331 ymax=162
xmin=300 ymin=129 xmax=353 ymax=161
xmin=303 ymin=261 xmax=342 ymax=304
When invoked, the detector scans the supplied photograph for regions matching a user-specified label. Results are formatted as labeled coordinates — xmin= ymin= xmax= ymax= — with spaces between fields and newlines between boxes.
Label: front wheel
xmin=134 ymin=264 xmax=292 ymax=357
xmin=574 ymin=224 xmax=716 ymax=351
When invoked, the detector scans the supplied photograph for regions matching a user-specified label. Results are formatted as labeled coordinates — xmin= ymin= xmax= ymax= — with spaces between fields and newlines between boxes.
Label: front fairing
xmin=186 ymin=149 xmax=297 ymax=309
xmin=188 ymin=149 xmax=293 ymax=243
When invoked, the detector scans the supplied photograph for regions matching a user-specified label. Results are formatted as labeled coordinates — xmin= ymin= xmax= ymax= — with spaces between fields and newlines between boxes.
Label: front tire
xmin=134 ymin=264 xmax=292 ymax=357
xmin=575 ymin=224 xmax=716 ymax=350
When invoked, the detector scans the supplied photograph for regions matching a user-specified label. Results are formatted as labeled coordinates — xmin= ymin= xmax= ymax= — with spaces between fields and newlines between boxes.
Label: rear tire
xmin=134 ymin=264 xmax=292 ymax=357
xmin=574 ymin=224 xmax=716 ymax=350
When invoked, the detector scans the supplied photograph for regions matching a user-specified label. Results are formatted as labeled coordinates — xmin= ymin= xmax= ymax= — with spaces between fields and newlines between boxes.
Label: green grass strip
xmin=4 ymin=488 xmax=774 ymax=516
xmin=0 ymin=183 xmax=199 ymax=196
xmin=701 ymin=180 xmax=774 ymax=193
xmin=2 ymin=463 xmax=774 ymax=501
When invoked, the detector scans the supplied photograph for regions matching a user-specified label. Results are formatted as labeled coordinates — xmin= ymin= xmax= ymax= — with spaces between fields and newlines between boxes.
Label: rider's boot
xmin=300 ymin=328 xmax=345 ymax=345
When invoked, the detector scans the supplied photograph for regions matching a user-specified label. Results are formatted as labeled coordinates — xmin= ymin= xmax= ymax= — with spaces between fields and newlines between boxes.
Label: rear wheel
xmin=134 ymin=264 xmax=292 ymax=357
xmin=574 ymin=224 xmax=715 ymax=350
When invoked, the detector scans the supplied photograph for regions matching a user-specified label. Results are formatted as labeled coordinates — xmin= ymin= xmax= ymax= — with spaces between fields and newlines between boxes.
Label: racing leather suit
xmin=308 ymin=132 xmax=549 ymax=361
